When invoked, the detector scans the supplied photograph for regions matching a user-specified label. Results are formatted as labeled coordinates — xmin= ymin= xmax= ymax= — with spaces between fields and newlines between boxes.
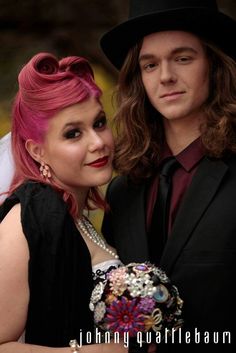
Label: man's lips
xmin=86 ymin=156 xmax=109 ymax=168
xmin=160 ymin=91 xmax=185 ymax=99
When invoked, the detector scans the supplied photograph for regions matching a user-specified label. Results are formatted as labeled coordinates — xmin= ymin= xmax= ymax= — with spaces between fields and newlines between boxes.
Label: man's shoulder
xmin=108 ymin=174 xmax=146 ymax=191
xmin=108 ymin=175 xmax=128 ymax=192
xmin=106 ymin=174 xmax=146 ymax=205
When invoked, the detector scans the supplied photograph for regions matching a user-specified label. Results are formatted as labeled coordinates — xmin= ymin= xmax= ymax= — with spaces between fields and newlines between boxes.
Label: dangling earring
xmin=39 ymin=161 xmax=51 ymax=179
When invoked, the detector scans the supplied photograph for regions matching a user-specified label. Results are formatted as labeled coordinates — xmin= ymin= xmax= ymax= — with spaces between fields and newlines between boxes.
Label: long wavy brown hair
xmin=112 ymin=38 xmax=236 ymax=182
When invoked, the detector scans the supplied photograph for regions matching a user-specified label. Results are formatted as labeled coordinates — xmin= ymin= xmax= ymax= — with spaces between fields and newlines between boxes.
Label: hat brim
xmin=100 ymin=8 xmax=236 ymax=69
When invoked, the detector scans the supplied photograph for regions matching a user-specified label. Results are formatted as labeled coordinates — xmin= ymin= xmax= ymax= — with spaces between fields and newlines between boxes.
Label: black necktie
xmin=148 ymin=157 xmax=179 ymax=265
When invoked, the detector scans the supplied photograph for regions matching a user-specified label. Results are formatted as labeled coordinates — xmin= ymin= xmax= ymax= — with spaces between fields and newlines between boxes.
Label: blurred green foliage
xmin=0 ymin=102 xmax=11 ymax=137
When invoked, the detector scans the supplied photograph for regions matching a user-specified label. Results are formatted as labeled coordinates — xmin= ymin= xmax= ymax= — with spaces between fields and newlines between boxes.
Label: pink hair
xmin=7 ymin=52 xmax=105 ymax=217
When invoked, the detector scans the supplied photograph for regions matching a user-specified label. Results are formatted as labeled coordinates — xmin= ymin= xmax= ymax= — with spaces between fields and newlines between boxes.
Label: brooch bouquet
xmin=89 ymin=262 xmax=183 ymax=352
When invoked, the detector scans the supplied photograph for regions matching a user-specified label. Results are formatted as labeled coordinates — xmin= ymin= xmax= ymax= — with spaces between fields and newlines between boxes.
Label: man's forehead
xmin=139 ymin=31 xmax=203 ymax=57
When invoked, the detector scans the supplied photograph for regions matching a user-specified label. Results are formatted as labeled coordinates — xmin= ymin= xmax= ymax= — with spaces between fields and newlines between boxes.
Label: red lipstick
xmin=86 ymin=156 xmax=109 ymax=168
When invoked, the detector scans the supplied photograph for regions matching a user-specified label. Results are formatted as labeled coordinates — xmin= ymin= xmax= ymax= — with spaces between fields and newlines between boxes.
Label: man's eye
xmin=64 ymin=129 xmax=81 ymax=139
xmin=94 ymin=116 xmax=107 ymax=129
xmin=141 ymin=63 xmax=157 ymax=72
xmin=176 ymin=56 xmax=192 ymax=63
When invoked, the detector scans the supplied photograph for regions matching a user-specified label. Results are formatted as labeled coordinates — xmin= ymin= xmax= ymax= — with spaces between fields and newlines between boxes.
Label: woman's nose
xmin=88 ymin=131 xmax=105 ymax=152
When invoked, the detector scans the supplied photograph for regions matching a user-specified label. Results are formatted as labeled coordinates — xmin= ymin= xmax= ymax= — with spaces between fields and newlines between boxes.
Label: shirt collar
xmin=161 ymin=137 xmax=205 ymax=172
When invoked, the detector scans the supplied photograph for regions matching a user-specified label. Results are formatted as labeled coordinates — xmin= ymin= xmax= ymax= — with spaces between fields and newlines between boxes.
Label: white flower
xmin=125 ymin=273 xmax=156 ymax=297
xmin=90 ymin=281 xmax=106 ymax=304
xmin=94 ymin=301 xmax=106 ymax=323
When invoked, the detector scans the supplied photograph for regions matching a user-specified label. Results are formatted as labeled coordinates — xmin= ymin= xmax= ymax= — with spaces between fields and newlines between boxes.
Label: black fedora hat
xmin=100 ymin=0 xmax=236 ymax=70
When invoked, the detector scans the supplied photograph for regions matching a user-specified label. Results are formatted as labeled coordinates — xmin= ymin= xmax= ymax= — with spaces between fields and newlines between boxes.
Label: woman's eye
xmin=94 ymin=116 xmax=107 ymax=129
xmin=64 ymin=129 xmax=81 ymax=139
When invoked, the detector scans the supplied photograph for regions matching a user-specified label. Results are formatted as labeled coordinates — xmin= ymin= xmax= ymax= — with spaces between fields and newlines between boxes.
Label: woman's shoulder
xmin=1 ymin=182 xmax=70 ymax=254
xmin=21 ymin=181 xmax=69 ymax=220
xmin=16 ymin=181 xmax=64 ymax=204
xmin=15 ymin=180 xmax=59 ymax=199
xmin=1 ymin=181 xmax=67 ymax=222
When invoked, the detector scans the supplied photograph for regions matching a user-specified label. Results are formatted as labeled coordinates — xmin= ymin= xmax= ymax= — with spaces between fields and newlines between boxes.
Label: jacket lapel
xmin=160 ymin=157 xmax=228 ymax=273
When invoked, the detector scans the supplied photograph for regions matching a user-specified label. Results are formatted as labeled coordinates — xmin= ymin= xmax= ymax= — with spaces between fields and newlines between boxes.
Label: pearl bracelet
xmin=69 ymin=339 xmax=80 ymax=353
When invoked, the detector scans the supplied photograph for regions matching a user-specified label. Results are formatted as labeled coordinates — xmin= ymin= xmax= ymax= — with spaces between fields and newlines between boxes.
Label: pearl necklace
xmin=76 ymin=216 xmax=119 ymax=259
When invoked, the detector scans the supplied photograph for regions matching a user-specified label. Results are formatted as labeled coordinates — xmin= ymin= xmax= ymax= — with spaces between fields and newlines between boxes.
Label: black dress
xmin=0 ymin=181 xmax=94 ymax=347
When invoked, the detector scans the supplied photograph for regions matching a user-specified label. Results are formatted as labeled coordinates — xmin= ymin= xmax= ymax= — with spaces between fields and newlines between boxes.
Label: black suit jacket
xmin=102 ymin=155 xmax=236 ymax=352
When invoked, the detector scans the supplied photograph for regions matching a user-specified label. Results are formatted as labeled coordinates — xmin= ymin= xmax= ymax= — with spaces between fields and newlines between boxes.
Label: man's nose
xmin=160 ymin=61 xmax=176 ymax=84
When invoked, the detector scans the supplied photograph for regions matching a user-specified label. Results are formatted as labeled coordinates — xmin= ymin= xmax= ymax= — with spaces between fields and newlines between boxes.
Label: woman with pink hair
xmin=0 ymin=53 xmax=125 ymax=353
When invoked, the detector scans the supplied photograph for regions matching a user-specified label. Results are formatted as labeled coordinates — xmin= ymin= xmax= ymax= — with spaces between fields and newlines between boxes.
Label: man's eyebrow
xmin=139 ymin=54 xmax=155 ymax=63
xmin=171 ymin=46 xmax=198 ymax=55
xmin=139 ymin=46 xmax=198 ymax=63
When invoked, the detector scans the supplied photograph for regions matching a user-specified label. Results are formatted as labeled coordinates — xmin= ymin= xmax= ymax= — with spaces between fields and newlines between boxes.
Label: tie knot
xmin=159 ymin=157 xmax=179 ymax=177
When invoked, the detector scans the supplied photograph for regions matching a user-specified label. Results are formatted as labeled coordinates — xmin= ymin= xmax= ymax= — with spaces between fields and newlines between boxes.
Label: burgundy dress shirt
xmin=147 ymin=137 xmax=205 ymax=234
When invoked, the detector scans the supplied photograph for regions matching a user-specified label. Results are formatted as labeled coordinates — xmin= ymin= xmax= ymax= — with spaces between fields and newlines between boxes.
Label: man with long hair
xmin=101 ymin=0 xmax=236 ymax=352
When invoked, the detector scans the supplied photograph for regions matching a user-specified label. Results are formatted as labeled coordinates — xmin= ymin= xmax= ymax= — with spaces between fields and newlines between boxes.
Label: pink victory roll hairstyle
xmin=8 ymin=52 xmax=104 ymax=216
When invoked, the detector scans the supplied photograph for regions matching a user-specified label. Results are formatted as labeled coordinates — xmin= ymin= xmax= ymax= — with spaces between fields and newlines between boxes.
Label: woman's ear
xmin=25 ymin=139 xmax=45 ymax=163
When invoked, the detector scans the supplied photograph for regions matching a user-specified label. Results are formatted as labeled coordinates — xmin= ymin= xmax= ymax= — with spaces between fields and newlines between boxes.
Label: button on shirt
xmin=146 ymin=137 xmax=205 ymax=234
